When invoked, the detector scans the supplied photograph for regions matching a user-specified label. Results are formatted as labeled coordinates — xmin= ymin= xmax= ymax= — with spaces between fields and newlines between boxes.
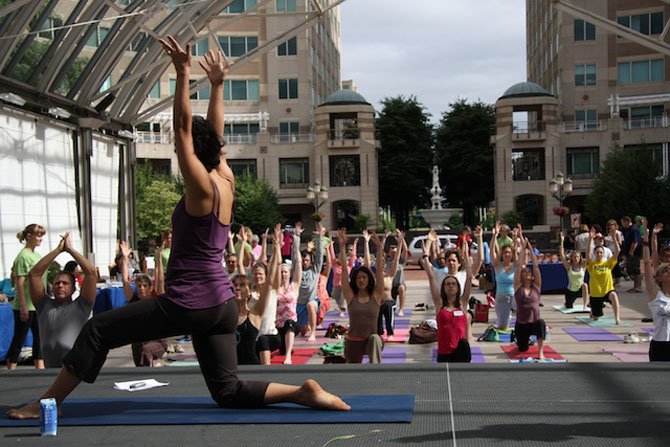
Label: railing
xmin=223 ymin=133 xmax=257 ymax=145
xmin=623 ymin=115 xmax=668 ymax=130
xmin=512 ymin=121 xmax=545 ymax=134
xmin=328 ymin=129 xmax=360 ymax=140
xmin=270 ymin=133 xmax=314 ymax=144
xmin=136 ymin=131 xmax=172 ymax=144
xmin=559 ymin=121 xmax=607 ymax=132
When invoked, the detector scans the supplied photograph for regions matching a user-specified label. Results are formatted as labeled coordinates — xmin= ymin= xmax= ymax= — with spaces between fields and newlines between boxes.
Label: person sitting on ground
xmin=490 ymin=221 xmax=519 ymax=331
xmin=337 ymin=228 xmax=385 ymax=363
xmin=586 ymin=228 xmax=622 ymax=324
xmin=28 ymin=233 xmax=97 ymax=368
xmin=513 ymin=237 xmax=546 ymax=360
xmin=241 ymin=225 xmax=281 ymax=365
xmin=641 ymin=221 xmax=670 ymax=361
xmin=559 ymin=231 xmax=589 ymax=309
xmin=234 ymin=225 xmax=281 ymax=365
xmin=425 ymin=243 xmax=473 ymax=363
xmin=297 ymin=222 xmax=324 ymax=342
xmin=274 ymin=225 xmax=303 ymax=364
xmin=0 ymin=267 xmax=16 ymax=304
xmin=119 ymin=241 xmax=172 ymax=367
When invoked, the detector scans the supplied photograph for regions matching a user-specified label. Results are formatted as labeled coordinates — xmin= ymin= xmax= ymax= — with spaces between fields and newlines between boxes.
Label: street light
xmin=548 ymin=171 xmax=573 ymax=231
xmin=306 ymin=180 xmax=329 ymax=212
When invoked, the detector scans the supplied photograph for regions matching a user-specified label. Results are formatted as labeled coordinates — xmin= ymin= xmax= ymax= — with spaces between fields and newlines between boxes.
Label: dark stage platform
xmin=2 ymin=363 xmax=669 ymax=446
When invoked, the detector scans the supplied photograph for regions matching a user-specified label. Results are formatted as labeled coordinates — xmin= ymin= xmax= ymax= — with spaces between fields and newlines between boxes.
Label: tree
xmin=234 ymin=174 xmax=283 ymax=235
xmin=434 ymin=99 xmax=495 ymax=226
xmin=376 ymin=96 xmax=434 ymax=230
xmin=585 ymin=147 xmax=668 ymax=225
xmin=135 ymin=162 xmax=181 ymax=243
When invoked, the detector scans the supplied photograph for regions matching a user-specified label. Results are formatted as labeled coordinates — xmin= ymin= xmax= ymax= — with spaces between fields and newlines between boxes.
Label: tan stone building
xmin=494 ymin=0 xmax=670 ymax=229
xmin=134 ymin=1 xmax=379 ymax=230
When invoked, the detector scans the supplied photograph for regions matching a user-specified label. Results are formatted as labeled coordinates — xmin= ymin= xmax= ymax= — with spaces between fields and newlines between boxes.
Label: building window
xmin=278 ymin=78 xmax=299 ymax=99
xmin=276 ymin=0 xmax=297 ymax=12
xmin=567 ymin=147 xmax=599 ymax=177
xmin=574 ymin=19 xmax=595 ymax=41
xmin=85 ymin=26 xmax=109 ymax=47
xmin=515 ymin=194 xmax=544 ymax=227
xmin=99 ymin=75 xmax=112 ymax=93
xmin=224 ymin=0 xmax=257 ymax=13
xmin=225 ymin=123 xmax=260 ymax=135
xmin=617 ymin=59 xmax=664 ymax=84
xmin=228 ymin=159 xmax=257 ymax=179
xmin=168 ymin=79 xmax=210 ymax=100
xmin=329 ymin=155 xmax=361 ymax=187
xmin=279 ymin=158 xmax=309 ymax=188
xmin=149 ymin=81 xmax=160 ymax=98
xmin=621 ymin=105 xmax=665 ymax=129
xmin=617 ymin=12 xmax=664 ymax=35
xmin=218 ymin=36 xmax=258 ymax=57
xmin=277 ymin=37 xmax=298 ymax=56
xmin=278 ymin=121 xmax=300 ymax=142
xmin=512 ymin=149 xmax=545 ymax=181
xmin=38 ymin=17 xmax=63 ymax=39
xmin=575 ymin=64 xmax=596 ymax=86
xmin=575 ymin=109 xmax=597 ymax=130
xmin=191 ymin=39 xmax=209 ymax=56
xmin=224 ymin=79 xmax=260 ymax=101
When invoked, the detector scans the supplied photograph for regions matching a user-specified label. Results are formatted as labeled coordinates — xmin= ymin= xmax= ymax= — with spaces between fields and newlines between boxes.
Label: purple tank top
xmin=165 ymin=184 xmax=234 ymax=309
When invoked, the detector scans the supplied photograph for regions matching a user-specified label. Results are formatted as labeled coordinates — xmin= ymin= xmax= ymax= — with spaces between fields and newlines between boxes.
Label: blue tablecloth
xmin=537 ymin=263 xmax=568 ymax=293
xmin=94 ymin=286 xmax=128 ymax=315
xmin=0 ymin=304 xmax=33 ymax=362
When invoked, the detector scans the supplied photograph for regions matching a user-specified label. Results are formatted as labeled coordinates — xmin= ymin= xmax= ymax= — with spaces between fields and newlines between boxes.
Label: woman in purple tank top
xmin=8 ymin=36 xmax=349 ymax=421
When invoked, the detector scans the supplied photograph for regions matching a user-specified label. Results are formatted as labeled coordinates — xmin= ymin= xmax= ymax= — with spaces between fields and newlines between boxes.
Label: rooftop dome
xmin=320 ymin=89 xmax=370 ymax=106
xmin=499 ymin=81 xmax=553 ymax=99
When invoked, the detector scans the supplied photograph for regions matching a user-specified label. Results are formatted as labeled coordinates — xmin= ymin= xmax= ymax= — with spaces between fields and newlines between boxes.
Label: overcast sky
xmin=339 ymin=0 xmax=527 ymax=122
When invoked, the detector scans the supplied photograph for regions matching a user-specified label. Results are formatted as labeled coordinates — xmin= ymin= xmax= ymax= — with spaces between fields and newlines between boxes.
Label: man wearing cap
xmin=590 ymin=232 xmax=612 ymax=261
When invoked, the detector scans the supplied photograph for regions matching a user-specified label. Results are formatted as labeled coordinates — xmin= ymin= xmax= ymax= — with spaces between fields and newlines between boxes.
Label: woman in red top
xmin=425 ymin=242 xmax=473 ymax=362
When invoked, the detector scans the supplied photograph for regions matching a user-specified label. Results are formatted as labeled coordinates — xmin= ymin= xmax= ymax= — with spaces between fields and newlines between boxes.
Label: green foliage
xmin=353 ymin=214 xmax=370 ymax=231
xmin=585 ymin=147 xmax=668 ymax=225
xmin=136 ymin=180 xmax=181 ymax=241
xmin=135 ymin=162 xmax=181 ymax=243
xmin=479 ymin=210 xmax=496 ymax=231
xmin=376 ymin=95 xmax=434 ymax=230
xmin=378 ymin=213 xmax=397 ymax=232
xmin=447 ymin=212 xmax=464 ymax=233
xmin=234 ymin=174 xmax=283 ymax=236
xmin=435 ymin=99 xmax=495 ymax=225
xmin=501 ymin=210 xmax=524 ymax=228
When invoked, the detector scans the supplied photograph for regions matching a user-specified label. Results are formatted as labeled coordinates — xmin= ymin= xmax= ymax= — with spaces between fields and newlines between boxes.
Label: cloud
xmin=339 ymin=0 xmax=527 ymax=121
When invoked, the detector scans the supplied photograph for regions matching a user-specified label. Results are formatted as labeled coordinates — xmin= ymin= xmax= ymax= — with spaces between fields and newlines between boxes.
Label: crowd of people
xmin=4 ymin=36 xmax=670 ymax=421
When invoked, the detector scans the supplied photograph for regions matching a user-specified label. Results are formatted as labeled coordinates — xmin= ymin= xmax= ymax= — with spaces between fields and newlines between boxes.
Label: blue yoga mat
xmin=1 ymin=395 xmax=414 ymax=426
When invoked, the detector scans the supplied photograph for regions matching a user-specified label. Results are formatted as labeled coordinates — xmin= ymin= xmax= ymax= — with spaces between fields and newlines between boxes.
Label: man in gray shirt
xmin=296 ymin=222 xmax=324 ymax=342
xmin=29 ymin=233 xmax=97 ymax=368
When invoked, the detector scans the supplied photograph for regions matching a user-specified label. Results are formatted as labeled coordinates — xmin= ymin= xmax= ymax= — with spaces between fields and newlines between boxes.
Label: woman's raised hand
xmin=337 ymin=228 xmax=347 ymax=246
xmin=119 ymin=240 xmax=131 ymax=259
xmin=199 ymin=49 xmax=232 ymax=85
xmin=158 ymin=35 xmax=190 ymax=71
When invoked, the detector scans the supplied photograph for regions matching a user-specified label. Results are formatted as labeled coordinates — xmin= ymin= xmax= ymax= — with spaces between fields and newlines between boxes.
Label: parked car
xmin=406 ymin=234 xmax=478 ymax=267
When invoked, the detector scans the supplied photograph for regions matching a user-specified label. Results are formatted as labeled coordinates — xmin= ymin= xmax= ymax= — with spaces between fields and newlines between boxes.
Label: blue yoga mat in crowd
xmin=1 ymin=394 xmax=414 ymax=426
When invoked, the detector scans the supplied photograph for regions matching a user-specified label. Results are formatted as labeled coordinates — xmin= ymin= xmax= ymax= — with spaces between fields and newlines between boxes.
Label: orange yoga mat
xmin=501 ymin=344 xmax=565 ymax=361
xmin=270 ymin=348 xmax=318 ymax=365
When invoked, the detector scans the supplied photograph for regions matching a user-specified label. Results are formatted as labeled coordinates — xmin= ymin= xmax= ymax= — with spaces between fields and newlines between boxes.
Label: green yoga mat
xmin=552 ymin=304 xmax=591 ymax=314
xmin=575 ymin=315 xmax=631 ymax=327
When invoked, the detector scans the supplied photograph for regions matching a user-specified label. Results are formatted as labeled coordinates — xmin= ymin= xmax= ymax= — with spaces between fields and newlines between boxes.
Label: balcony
xmin=224 ymin=133 xmax=257 ymax=145
xmin=270 ymin=133 xmax=314 ymax=144
xmin=328 ymin=129 xmax=360 ymax=148
xmin=136 ymin=131 xmax=172 ymax=144
xmin=511 ymin=121 xmax=546 ymax=141
xmin=623 ymin=115 xmax=669 ymax=130
xmin=559 ymin=120 xmax=608 ymax=133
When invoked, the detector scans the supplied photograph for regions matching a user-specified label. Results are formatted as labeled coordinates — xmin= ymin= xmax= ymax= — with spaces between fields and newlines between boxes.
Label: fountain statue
xmin=419 ymin=165 xmax=460 ymax=229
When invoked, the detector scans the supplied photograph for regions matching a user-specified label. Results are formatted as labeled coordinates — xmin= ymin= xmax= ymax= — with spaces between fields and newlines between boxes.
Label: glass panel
xmin=228 ymin=0 xmax=244 ymax=13
xmin=198 ymin=84 xmax=210 ymax=100
xmin=585 ymin=22 xmax=595 ymax=40
xmin=631 ymin=60 xmax=649 ymax=83
xmin=231 ymin=80 xmax=247 ymax=100
xmin=223 ymin=80 xmax=230 ymax=100
xmin=248 ymin=36 xmax=258 ymax=51
xmin=247 ymin=80 xmax=259 ymax=100
xmin=288 ymin=37 xmax=297 ymax=54
xmin=651 ymin=12 xmax=663 ymax=34
xmin=169 ymin=79 xmax=176 ymax=96
xmin=651 ymin=105 xmax=664 ymax=117
xmin=617 ymin=16 xmax=629 ymax=28
xmin=618 ymin=63 xmax=630 ymax=84
xmin=279 ymin=79 xmax=288 ymax=99
xmin=574 ymin=20 xmax=584 ymax=41
xmin=218 ymin=36 xmax=230 ymax=56
xmin=585 ymin=64 xmax=596 ymax=85
xmin=230 ymin=37 xmax=246 ymax=56
xmin=149 ymin=82 xmax=160 ymax=98
xmin=277 ymin=41 xmax=287 ymax=56
xmin=651 ymin=59 xmax=664 ymax=81
xmin=289 ymin=78 xmax=298 ymax=98
xmin=575 ymin=64 xmax=585 ymax=86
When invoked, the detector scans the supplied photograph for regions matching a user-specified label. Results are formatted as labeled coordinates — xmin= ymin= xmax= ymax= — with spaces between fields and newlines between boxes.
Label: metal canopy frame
xmin=0 ymin=0 xmax=345 ymax=127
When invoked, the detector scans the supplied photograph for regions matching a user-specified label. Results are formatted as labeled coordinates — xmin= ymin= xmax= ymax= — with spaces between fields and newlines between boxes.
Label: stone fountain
xmin=419 ymin=166 xmax=460 ymax=230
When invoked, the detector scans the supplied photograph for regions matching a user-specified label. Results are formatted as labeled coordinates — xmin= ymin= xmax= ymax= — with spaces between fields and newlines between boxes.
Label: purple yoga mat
xmin=563 ymin=327 xmax=623 ymax=342
xmin=612 ymin=352 xmax=648 ymax=362
xmin=431 ymin=346 xmax=485 ymax=363
xmin=563 ymin=327 xmax=608 ymax=334
xmin=362 ymin=347 xmax=406 ymax=364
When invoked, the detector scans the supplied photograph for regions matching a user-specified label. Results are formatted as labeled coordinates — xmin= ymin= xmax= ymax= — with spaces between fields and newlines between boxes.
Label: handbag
xmin=474 ymin=302 xmax=489 ymax=323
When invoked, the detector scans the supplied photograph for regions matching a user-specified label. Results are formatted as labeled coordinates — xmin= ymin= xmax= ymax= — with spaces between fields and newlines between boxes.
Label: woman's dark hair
xmin=63 ymin=261 xmax=78 ymax=273
xmin=349 ymin=266 xmax=375 ymax=296
xmin=440 ymin=275 xmax=462 ymax=308
xmin=192 ymin=115 xmax=223 ymax=172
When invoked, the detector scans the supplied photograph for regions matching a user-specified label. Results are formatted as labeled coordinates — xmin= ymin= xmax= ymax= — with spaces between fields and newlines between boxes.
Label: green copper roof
xmin=320 ymin=89 xmax=370 ymax=106
xmin=500 ymin=82 xmax=553 ymax=99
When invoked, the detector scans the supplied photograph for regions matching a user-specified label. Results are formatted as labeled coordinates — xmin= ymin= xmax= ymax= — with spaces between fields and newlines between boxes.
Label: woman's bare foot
xmin=296 ymin=379 xmax=350 ymax=411
xmin=307 ymin=332 xmax=316 ymax=342
xmin=7 ymin=401 xmax=42 ymax=420
xmin=283 ymin=357 xmax=293 ymax=365
xmin=397 ymin=309 xmax=404 ymax=317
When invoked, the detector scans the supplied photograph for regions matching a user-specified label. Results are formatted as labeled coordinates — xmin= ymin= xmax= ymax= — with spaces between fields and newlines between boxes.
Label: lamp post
xmin=306 ymin=180 xmax=329 ymax=221
xmin=548 ymin=171 xmax=573 ymax=231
